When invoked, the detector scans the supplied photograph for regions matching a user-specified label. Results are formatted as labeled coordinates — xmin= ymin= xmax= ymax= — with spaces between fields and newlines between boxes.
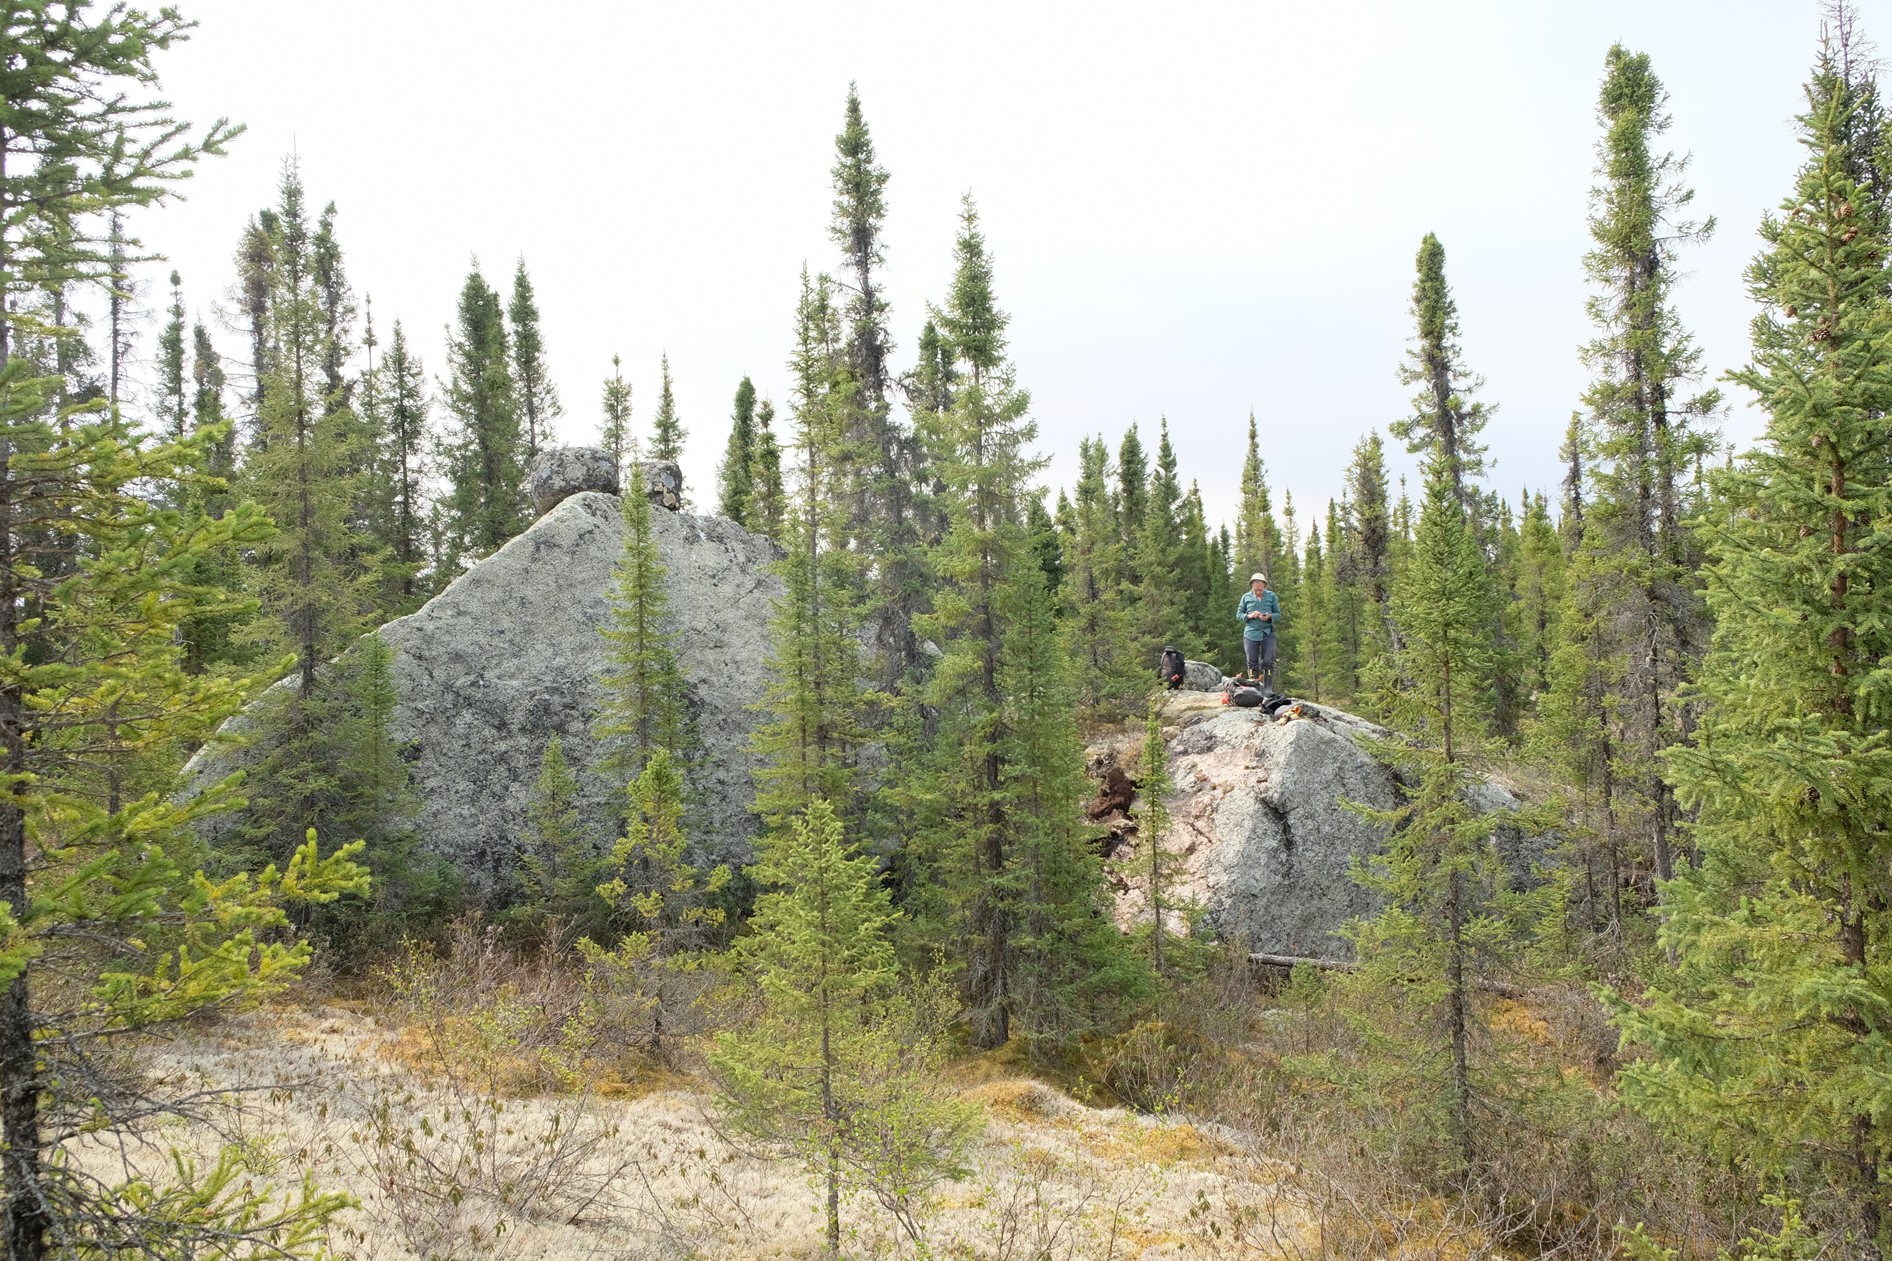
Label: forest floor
xmin=100 ymin=1000 xmax=1318 ymax=1260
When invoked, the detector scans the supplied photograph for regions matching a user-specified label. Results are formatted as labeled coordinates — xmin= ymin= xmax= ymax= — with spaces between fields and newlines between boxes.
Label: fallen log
xmin=1247 ymin=952 xmax=1528 ymax=1000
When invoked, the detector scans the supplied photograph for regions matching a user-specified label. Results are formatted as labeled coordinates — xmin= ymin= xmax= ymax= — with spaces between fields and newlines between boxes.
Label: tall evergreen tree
xmin=753 ymin=271 xmax=868 ymax=832
xmin=1553 ymin=44 xmax=1720 ymax=891
xmin=1611 ymin=27 xmax=1892 ymax=1248
xmin=910 ymin=199 xmax=1143 ymax=1049
xmin=650 ymin=351 xmax=685 ymax=467
xmin=374 ymin=320 xmax=433 ymax=609
xmin=595 ymin=460 xmax=689 ymax=786
xmin=829 ymin=86 xmax=928 ymax=686
xmin=0 ymin=12 xmax=369 ymax=1255
xmin=748 ymin=396 xmax=787 ymax=537
xmin=1235 ymin=410 xmax=1281 ymax=585
xmin=439 ymin=265 xmax=525 ymax=567
xmin=152 ymin=269 xmax=187 ymax=442
xmin=1115 ymin=422 xmax=1148 ymax=560
xmin=599 ymin=352 xmax=633 ymax=469
xmin=1061 ymin=435 xmax=1140 ymax=715
xmin=508 ymin=256 xmax=561 ymax=465
xmin=718 ymin=375 xmax=758 ymax=524
xmin=1392 ymin=234 xmax=1490 ymax=519
xmin=1131 ymin=418 xmax=1185 ymax=660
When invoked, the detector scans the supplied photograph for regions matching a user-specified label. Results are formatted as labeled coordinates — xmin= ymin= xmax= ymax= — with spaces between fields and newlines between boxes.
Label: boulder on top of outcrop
xmin=183 ymin=487 xmax=784 ymax=894
xmin=527 ymin=445 xmax=621 ymax=515
xmin=643 ymin=461 xmax=684 ymax=511
xmin=1095 ymin=694 xmax=1553 ymax=958
xmin=1180 ymin=659 xmax=1224 ymax=691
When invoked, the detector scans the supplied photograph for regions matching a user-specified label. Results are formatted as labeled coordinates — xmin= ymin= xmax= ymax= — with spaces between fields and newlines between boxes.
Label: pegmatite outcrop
xmin=185 ymin=449 xmax=782 ymax=893
xmin=1093 ymin=695 xmax=1554 ymax=959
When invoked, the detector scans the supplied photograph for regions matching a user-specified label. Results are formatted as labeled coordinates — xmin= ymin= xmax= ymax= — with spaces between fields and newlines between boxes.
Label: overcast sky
xmin=129 ymin=0 xmax=1876 ymax=528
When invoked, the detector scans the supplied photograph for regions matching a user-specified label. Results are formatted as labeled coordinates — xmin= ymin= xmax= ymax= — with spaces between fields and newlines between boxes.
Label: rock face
xmin=186 ymin=481 xmax=783 ymax=893
xmin=526 ymin=446 xmax=621 ymax=515
xmin=1180 ymin=659 xmax=1224 ymax=691
xmin=1096 ymin=695 xmax=1552 ymax=958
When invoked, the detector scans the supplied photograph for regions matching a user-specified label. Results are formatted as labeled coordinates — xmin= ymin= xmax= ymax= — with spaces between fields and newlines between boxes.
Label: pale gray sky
xmin=132 ymin=0 xmax=1868 ymax=527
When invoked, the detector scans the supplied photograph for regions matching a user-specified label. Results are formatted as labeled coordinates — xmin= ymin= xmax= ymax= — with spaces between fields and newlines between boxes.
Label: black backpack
xmin=1229 ymin=685 xmax=1265 ymax=708
xmin=1159 ymin=645 xmax=1186 ymax=689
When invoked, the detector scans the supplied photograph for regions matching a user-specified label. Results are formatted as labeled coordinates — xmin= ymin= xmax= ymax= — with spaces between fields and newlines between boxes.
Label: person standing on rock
xmin=1237 ymin=573 xmax=1280 ymax=691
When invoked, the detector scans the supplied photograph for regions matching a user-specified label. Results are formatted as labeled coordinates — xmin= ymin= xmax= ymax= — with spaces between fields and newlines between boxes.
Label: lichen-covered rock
xmin=184 ymin=491 xmax=783 ymax=893
xmin=642 ymin=460 xmax=684 ymax=511
xmin=1180 ymin=659 xmax=1224 ymax=691
xmin=1099 ymin=695 xmax=1552 ymax=958
xmin=526 ymin=445 xmax=621 ymax=515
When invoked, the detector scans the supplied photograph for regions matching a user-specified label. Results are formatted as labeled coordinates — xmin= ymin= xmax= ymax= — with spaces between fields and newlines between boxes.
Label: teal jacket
xmin=1237 ymin=589 xmax=1280 ymax=640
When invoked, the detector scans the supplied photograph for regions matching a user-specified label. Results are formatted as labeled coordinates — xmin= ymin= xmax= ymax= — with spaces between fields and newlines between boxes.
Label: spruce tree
xmin=753 ymin=271 xmax=869 ymax=832
xmin=712 ymin=801 xmax=976 ymax=1260
xmin=1339 ymin=463 xmax=1549 ymax=1181
xmin=1610 ymin=29 xmax=1892 ymax=1247
xmin=235 ymin=164 xmax=379 ymax=864
xmin=650 ymin=351 xmax=685 ymax=466
xmin=829 ymin=85 xmax=928 ymax=686
xmin=508 ymin=256 xmax=561 ymax=465
xmin=595 ymin=460 xmax=689 ymax=785
xmin=1235 ymin=410 xmax=1281 ymax=584
xmin=1116 ymin=422 xmax=1148 ymax=560
xmin=911 ymin=199 xmax=1144 ymax=1049
xmin=1392 ymin=234 xmax=1491 ymax=518
xmin=153 ymin=269 xmax=187 ymax=443
xmin=1340 ymin=431 xmax=1395 ymax=676
xmin=1558 ymin=44 xmax=1720 ymax=888
xmin=0 ymin=13 xmax=370 ymax=1252
xmin=373 ymin=320 xmax=432 ymax=609
xmin=718 ymin=375 xmax=758 ymax=524
xmin=439 ymin=264 xmax=525 ymax=568
xmin=1061 ymin=435 xmax=1140 ymax=715
xmin=747 ymin=396 xmax=787 ymax=537
xmin=1131 ymin=418 xmax=1185 ymax=661
xmin=517 ymin=734 xmax=608 ymax=934
xmin=599 ymin=352 xmax=633 ymax=469
xmin=1140 ymin=702 xmax=1174 ymax=975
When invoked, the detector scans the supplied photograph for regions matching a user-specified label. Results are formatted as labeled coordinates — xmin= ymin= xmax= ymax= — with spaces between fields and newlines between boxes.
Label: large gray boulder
xmin=526 ymin=446 xmax=621 ymax=515
xmin=1099 ymin=697 xmax=1552 ymax=958
xmin=185 ymin=487 xmax=783 ymax=893
xmin=1180 ymin=659 xmax=1224 ymax=691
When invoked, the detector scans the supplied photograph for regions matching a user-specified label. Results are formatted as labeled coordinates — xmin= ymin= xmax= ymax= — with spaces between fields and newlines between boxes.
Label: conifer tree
xmin=650 ymin=351 xmax=685 ymax=467
xmin=718 ymin=375 xmax=758 ymax=524
xmin=373 ymin=320 xmax=433 ymax=609
xmin=1557 ymin=44 xmax=1720 ymax=887
xmin=235 ymin=164 xmax=379 ymax=863
xmin=517 ymin=734 xmax=608 ymax=934
xmin=1339 ymin=464 xmax=1548 ymax=1181
xmin=753 ymin=271 xmax=869 ymax=831
xmin=1131 ymin=418 xmax=1185 ymax=660
xmin=595 ymin=460 xmax=689 ymax=785
xmin=1392 ymin=234 xmax=1491 ymax=519
xmin=1297 ymin=513 xmax=1335 ymax=701
xmin=1061 ymin=435 xmax=1140 ymax=715
xmin=911 ymin=199 xmax=1144 ymax=1048
xmin=712 ymin=801 xmax=977 ymax=1260
xmin=1116 ymin=422 xmax=1148 ymax=557
xmin=0 ymin=14 xmax=370 ymax=1252
xmin=747 ymin=396 xmax=787 ymax=537
xmin=599 ymin=352 xmax=633 ymax=469
xmin=440 ymin=264 xmax=525 ymax=567
xmin=153 ymin=269 xmax=187 ymax=442
xmin=508 ymin=257 xmax=561 ymax=464
xmin=1235 ymin=411 xmax=1281 ymax=584
xmin=1340 ymin=431 xmax=1395 ymax=673
xmin=1610 ymin=29 xmax=1892 ymax=1247
xmin=829 ymin=85 xmax=928 ymax=686
xmin=1508 ymin=492 xmax=1566 ymax=705
xmin=1177 ymin=482 xmax=1217 ymax=657
xmin=599 ymin=746 xmax=731 ymax=1051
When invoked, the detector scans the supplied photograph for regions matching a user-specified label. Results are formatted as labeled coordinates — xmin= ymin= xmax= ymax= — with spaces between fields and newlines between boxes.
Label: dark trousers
xmin=1243 ymin=634 xmax=1277 ymax=685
